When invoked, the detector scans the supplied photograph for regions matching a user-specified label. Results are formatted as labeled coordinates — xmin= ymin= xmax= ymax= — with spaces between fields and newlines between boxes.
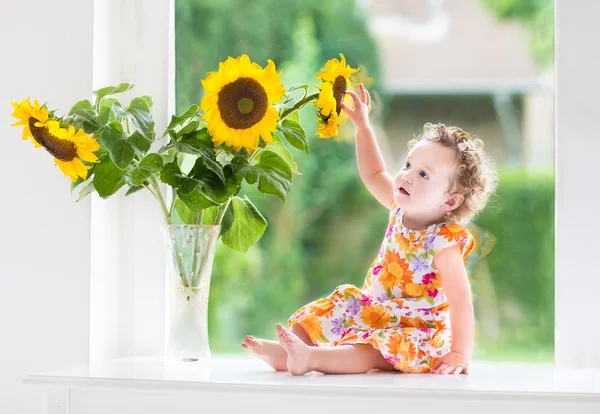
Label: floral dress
xmin=288 ymin=204 xmax=474 ymax=373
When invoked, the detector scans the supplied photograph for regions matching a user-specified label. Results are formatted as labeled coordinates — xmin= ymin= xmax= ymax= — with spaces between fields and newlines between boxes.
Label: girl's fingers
xmin=452 ymin=366 xmax=463 ymax=375
xmin=434 ymin=364 xmax=448 ymax=374
xmin=366 ymin=89 xmax=371 ymax=107
xmin=441 ymin=365 xmax=455 ymax=375
xmin=359 ymin=83 xmax=366 ymax=103
xmin=340 ymin=103 xmax=353 ymax=117
xmin=345 ymin=90 xmax=361 ymax=108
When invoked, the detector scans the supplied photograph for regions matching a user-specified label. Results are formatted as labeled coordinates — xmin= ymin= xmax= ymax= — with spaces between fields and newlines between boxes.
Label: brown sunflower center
xmin=333 ymin=75 xmax=347 ymax=115
xmin=29 ymin=118 xmax=77 ymax=162
xmin=217 ymin=77 xmax=268 ymax=129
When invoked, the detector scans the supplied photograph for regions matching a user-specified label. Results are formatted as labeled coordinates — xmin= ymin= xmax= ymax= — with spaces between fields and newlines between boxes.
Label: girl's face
xmin=393 ymin=140 xmax=460 ymax=220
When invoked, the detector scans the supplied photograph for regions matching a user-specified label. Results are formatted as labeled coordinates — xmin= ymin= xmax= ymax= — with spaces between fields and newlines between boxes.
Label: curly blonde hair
xmin=407 ymin=122 xmax=498 ymax=222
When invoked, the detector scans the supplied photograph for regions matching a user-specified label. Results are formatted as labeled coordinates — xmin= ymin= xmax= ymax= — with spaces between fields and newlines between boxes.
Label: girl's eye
xmin=405 ymin=162 xmax=411 ymax=169
xmin=419 ymin=171 xmax=429 ymax=179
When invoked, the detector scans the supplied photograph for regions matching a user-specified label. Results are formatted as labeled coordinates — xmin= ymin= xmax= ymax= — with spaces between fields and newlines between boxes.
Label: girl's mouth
xmin=399 ymin=187 xmax=410 ymax=196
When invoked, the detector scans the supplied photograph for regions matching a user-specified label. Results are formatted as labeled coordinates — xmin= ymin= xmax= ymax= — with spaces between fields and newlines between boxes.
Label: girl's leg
xmin=242 ymin=323 xmax=315 ymax=371
xmin=276 ymin=324 xmax=395 ymax=375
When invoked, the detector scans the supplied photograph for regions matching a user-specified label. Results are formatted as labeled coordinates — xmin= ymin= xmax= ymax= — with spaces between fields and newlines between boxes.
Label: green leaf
xmin=71 ymin=176 xmax=85 ymax=193
xmin=265 ymin=132 xmax=299 ymax=174
xmin=69 ymin=100 xmax=95 ymax=116
xmin=287 ymin=84 xmax=309 ymax=93
xmin=178 ymin=186 xmax=216 ymax=213
xmin=201 ymin=206 xmax=220 ymax=225
xmin=175 ymin=129 xmax=212 ymax=154
xmin=126 ymin=96 xmax=156 ymax=142
xmin=187 ymin=158 xmax=240 ymax=203
xmin=125 ymin=185 xmax=145 ymax=196
xmin=76 ymin=180 xmax=96 ymax=202
xmin=175 ymin=129 xmax=225 ymax=182
xmin=68 ymin=100 xmax=100 ymax=134
xmin=160 ymin=162 xmax=184 ymax=187
xmin=95 ymin=121 xmax=135 ymax=169
xmin=94 ymin=82 xmax=134 ymax=102
xmin=127 ymin=130 xmax=153 ymax=155
xmin=275 ymin=99 xmax=297 ymax=110
xmin=221 ymin=196 xmax=267 ymax=252
xmin=231 ymin=157 xmax=257 ymax=184
xmin=287 ymin=111 xmax=300 ymax=123
xmin=165 ymin=104 xmax=199 ymax=138
xmin=174 ymin=197 xmax=197 ymax=224
xmin=97 ymin=98 xmax=125 ymax=125
xmin=126 ymin=154 xmax=163 ymax=186
xmin=231 ymin=151 xmax=292 ymax=201
xmin=93 ymin=156 xmax=125 ymax=198
xmin=139 ymin=95 xmax=153 ymax=108
xmin=278 ymin=119 xmax=309 ymax=155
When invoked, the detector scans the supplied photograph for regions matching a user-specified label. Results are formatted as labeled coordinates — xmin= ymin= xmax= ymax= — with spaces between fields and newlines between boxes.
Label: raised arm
xmin=342 ymin=85 xmax=394 ymax=209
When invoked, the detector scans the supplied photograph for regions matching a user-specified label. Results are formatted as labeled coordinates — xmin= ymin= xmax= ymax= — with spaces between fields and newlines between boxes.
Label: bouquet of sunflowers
xmin=10 ymin=53 xmax=357 ymax=258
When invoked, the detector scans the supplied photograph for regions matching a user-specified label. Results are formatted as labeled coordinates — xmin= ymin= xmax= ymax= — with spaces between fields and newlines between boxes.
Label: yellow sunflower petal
xmin=316 ymin=53 xmax=359 ymax=84
xmin=317 ymin=110 xmax=340 ymax=139
xmin=315 ymin=82 xmax=336 ymax=117
xmin=72 ymin=158 xmax=90 ymax=180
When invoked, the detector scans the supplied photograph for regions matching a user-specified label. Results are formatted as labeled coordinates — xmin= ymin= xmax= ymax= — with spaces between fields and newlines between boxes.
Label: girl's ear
xmin=443 ymin=193 xmax=464 ymax=213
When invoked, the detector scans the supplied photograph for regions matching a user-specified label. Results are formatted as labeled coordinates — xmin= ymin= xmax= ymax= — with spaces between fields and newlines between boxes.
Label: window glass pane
xmin=175 ymin=0 xmax=554 ymax=363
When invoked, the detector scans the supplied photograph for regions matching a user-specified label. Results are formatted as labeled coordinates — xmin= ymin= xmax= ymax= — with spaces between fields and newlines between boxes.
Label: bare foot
xmin=242 ymin=336 xmax=288 ymax=371
xmin=276 ymin=323 xmax=313 ymax=376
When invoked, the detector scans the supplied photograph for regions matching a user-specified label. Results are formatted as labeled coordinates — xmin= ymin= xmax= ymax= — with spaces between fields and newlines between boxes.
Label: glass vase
xmin=161 ymin=224 xmax=220 ymax=362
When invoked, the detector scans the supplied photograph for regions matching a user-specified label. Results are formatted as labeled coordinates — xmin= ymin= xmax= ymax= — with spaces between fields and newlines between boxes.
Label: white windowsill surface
xmin=24 ymin=355 xmax=600 ymax=413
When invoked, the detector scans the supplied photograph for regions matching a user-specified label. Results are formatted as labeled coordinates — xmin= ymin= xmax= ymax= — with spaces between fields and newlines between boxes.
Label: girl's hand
xmin=431 ymin=350 xmax=470 ymax=375
xmin=341 ymin=83 xmax=371 ymax=130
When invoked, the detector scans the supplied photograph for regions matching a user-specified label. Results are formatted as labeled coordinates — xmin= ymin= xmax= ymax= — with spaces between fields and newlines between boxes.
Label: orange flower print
xmin=433 ymin=320 xmax=447 ymax=331
xmin=400 ymin=316 xmax=428 ymax=329
xmin=310 ymin=298 xmax=335 ymax=318
xmin=394 ymin=232 xmax=424 ymax=253
xmin=387 ymin=334 xmax=418 ymax=362
xmin=437 ymin=223 xmax=466 ymax=243
xmin=360 ymin=304 xmax=392 ymax=329
xmin=389 ymin=214 xmax=396 ymax=227
xmin=336 ymin=332 xmax=359 ymax=345
xmin=403 ymin=282 xmax=426 ymax=298
xmin=428 ymin=332 xmax=446 ymax=349
xmin=379 ymin=251 xmax=414 ymax=290
xmin=300 ymin=314 xmax=323 ymax=341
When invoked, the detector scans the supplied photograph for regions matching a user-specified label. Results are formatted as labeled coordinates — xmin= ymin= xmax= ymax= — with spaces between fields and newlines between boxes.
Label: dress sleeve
xmin=431 ymin=223 xmax=475 ymax=260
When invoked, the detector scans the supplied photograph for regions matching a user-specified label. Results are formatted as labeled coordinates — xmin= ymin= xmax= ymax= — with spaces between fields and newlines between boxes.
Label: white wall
xmin=0 ymin=1 xmax=93 ymax=412
xmin=554 ymin=0 xmax=600 ymax=369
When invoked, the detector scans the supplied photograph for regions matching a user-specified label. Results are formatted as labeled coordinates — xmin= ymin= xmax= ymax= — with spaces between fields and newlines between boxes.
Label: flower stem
xmin=280 ymin=92 xmax=319 ymax=121
xmin=149 ymin=177 xmax=171 ymax=224
xmin=146 ymin=176 xmax=190 ymax=288
xmin=216 ymin=198 xmax=232 ymax=226
xmin=190 ymin=209 xmax=204 ymax=287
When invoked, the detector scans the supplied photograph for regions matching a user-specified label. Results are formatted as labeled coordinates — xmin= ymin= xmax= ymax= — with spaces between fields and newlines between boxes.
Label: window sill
xmin=24 ymin=356 xmax=600 ymax=414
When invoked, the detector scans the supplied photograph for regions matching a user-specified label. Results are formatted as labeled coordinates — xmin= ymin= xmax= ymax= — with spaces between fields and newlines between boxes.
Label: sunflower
xmin=316 ymin=53 xmax=358 ymax=114
xmin=11 ymin=98 xmax=50 ymax=144
xmin=11 ymin=99 xmax=100 ymax=181
xmin=200 ymin=54 xmax=285 ymax=152
xmin=314 ymin=53 xmax=358 ymax=139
